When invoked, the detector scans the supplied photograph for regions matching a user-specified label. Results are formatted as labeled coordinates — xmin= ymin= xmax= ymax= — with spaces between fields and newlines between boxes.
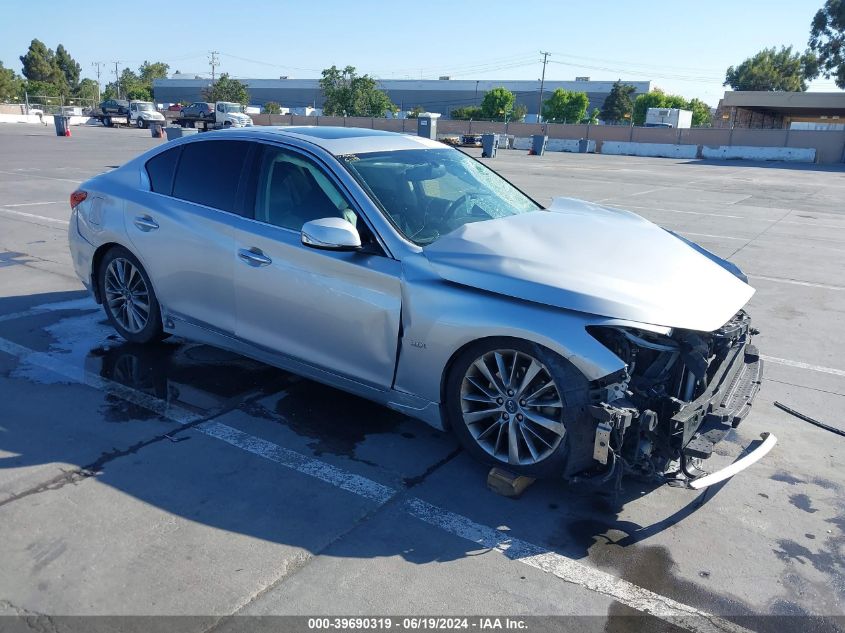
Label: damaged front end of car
xmin=578 ymin=310 xmax=767 ymax=489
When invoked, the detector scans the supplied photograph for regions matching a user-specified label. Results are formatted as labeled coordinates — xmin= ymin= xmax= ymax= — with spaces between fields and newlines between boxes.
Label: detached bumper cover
xmin=689 ymin=432 xmax=777 ymax=489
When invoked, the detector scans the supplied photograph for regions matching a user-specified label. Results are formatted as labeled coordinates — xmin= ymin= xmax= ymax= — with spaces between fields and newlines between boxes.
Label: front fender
xmin=394 ymin=259 xmax=629 ymax=405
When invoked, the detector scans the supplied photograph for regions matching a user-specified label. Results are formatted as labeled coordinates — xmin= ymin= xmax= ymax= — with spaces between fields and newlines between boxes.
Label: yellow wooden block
xmin=487 ymin=467 xmax=536 ymax=498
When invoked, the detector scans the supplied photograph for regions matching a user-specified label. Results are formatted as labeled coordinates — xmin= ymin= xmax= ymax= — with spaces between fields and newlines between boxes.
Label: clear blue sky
xmin=1 ymin=0 xmax=839 ymax=105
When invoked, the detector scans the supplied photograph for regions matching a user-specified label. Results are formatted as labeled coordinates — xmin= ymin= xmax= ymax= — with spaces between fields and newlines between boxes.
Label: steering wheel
xmin=443 ymin=194 xmax=471 ymax=221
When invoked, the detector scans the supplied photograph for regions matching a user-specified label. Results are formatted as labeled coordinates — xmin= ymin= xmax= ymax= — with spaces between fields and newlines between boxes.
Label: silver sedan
xmin=67 ymin=127 xmax=765 ymax=485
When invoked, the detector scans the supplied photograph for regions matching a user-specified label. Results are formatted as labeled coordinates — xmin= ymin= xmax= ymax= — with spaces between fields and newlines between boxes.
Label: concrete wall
xmin=0 ymin=113 xmax=92 ymax=126
xmin=546 ymin=138 xmax=596 ymax=153
xmin=601 ymin=142 xmax=698 ymax=159
xmin=701 ymin=145 xmax=816 ymax=162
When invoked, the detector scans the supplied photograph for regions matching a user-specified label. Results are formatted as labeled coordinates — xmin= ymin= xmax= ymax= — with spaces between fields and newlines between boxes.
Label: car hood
xmin=423 ymin=197 xmax=754 ymax=332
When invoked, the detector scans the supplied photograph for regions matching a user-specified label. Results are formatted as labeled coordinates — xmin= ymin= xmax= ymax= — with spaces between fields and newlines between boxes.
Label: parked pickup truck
xmin=92 ymin=100 xmax=165 ymax=128
xmin=174 ymin=101 xmax=254 ymax=130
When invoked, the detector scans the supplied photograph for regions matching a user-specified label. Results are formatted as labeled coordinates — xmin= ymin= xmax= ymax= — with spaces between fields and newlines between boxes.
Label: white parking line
xmin=0 ymin=330 xmax=753 ymax=633
xmin=679 ymin=231 xmax=747 ymax=242
xmin=0 ymin=207 xmax=70 ymax=226
xmin=748 ymin=274 xmax=845 ymax=291
xmin=605 ymin=203 xmax=744 ymax=219
xmin=3 ymin=201 xmax=63 ymax=207
xmin=0 ymin=169 xmax=82 ymax=184
xmin=407 ymin=499 xmax=752 ymax=633
xmin=761 ymin=355 xmax=845 ymax=378
xmin=0 ymin=298 xmax=99 ymax=324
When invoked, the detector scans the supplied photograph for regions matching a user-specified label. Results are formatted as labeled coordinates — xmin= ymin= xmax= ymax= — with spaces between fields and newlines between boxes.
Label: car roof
xmin=219 ymin=125 xmax=443 ymax=156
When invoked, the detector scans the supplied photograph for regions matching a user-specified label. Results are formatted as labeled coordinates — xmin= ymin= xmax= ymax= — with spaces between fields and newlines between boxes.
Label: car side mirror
xmin=301 ymin=217 xmax=362 ymax=251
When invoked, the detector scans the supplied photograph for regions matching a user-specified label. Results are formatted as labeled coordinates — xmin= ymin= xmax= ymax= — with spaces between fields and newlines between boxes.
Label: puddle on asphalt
xmin=86 ymin=339 xmax=287 ymax=422
xmin=270 ymin=380 xmax=406 ymax=458
xmin=8 ymin=305 xmax=413 ymax=461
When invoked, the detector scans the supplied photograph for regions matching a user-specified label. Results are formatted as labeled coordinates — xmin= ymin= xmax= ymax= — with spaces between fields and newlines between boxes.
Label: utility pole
xmin=537 ymin=51 xmax=550 ymax=124
xmin=112 ymin=61 xmax=121 ymax=99
xmin=91 ymin=62 xmax=104 ymax=103
xmin=209 ymin=51 xmax=220 ymax=83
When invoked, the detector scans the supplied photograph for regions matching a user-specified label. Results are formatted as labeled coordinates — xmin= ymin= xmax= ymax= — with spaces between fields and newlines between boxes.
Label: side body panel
xmin=122 ymin=188 xmax=237 ymax=334
xmin=231 ymin=217 xmax=402 ymax=390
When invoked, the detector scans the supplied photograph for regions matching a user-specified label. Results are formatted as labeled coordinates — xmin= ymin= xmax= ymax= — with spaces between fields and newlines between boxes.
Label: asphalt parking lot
xmin=0 ymin=123 xmax=844 ymax=632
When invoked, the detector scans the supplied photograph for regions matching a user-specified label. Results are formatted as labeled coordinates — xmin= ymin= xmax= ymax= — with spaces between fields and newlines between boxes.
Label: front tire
xmin=445 ymin=339 xmax=591 ymax=478
xmin=136 ymin=118 xmax=146 ymax=129
xmin=98 ymin=246 xmax=164 ymax=344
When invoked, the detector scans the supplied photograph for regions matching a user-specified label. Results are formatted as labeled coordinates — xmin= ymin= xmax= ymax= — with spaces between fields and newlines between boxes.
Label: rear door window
xmin=172 ymin=140 xmax=250 ymax=212
xmin=145 ymin=147 xmax=181 ymax=195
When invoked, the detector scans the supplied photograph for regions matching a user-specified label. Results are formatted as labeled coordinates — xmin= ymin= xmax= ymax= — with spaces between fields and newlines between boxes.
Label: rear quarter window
xmin=145 ymin=147 xmax=181 ymax=195
xmin=172 ymin=140 xmax=250 ymax=212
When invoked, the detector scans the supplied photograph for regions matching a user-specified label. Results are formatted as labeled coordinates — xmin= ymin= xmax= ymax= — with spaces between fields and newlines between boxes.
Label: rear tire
xmin=98 ymin=246 xmax=164 ymax=344
xmin=103 ymin=116 xmax=112 ymax=127
xmin=444 ymin=338 xmax=591 ymax=479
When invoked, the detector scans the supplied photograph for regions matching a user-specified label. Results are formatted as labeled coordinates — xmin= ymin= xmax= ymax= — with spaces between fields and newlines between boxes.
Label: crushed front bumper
xmin=678 ymin=343 xmax=764 ymax=460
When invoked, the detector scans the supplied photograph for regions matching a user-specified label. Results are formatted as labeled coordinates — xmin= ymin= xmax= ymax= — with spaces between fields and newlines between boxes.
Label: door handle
xmin=238 ymin=247 xmax=272 ymax=267
xmin=133 ymin=215 xmax=159 ymax=232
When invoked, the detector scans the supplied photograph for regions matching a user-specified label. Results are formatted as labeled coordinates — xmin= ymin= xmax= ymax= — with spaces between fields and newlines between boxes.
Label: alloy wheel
xmin=104 ymin=257 xmax=151 ymax=334
xmin=460 ymin=349 xmax=566 ymax=466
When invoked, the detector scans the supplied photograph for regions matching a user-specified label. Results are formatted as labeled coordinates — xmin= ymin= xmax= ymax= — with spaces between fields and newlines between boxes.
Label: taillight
xmin=70 ymin=190 xmax=87 ymax=209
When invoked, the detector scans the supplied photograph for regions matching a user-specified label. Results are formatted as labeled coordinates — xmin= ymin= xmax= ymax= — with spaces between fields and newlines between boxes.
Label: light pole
xmin=537 ymin=51 xmax=550 ymax=123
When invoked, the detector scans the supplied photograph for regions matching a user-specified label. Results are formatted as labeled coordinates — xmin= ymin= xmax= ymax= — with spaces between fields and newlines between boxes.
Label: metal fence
xmin=1 ymin=95 xmax=98 ymax=115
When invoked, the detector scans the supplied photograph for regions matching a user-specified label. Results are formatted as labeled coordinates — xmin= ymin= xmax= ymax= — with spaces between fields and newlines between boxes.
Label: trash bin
xmin=53 ymin=115 xmax=70 ymax=137
xmin=481 ymin=133 xmax=498 ymax=158
xmin=531 ymin=134 xmax=548 ymax=156
xmin=165 ymin=126 xmax=199 ymax=141
xmin=578 ymin=138 xmax=590 ymax=153
xmin=417 ymin=112 xmax=440 ymax=139
xmin=150 ymin=121 xmax=164 ymax=138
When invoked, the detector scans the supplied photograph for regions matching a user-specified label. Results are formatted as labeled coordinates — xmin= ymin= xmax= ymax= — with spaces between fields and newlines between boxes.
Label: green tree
xmin=633 ymin=89 xmax=713 ymax=127
xmin=600 ymin=81 xmax=636 ymax=124
xmin=632 ymin=89 xmax=667 ymax=125
xmin=319 ymin=65 xmax=396 ymax=117
xmin=809 ymin=0 xmax=845 ymax=89
xmin=541 ymin=88 xmax=589 ymax=124
xmin=0 ymin=61 xmax=23 ymax=101
xmin=103 ymin=68 xmax=146 ymax=100
xmin=724 ymin=46 xmax=818 ymax=91
xmin=687 ymin=98 xmax=712 ymax=127
xmin=20 ymin=39 xmax=55 ymax=82
xmin=203 ymin=73 xmax=250 ymax=105
xmin=407 ymin=105 xmax=424 ymax=118
xmin=263 ymin=101 xmax=282 ymax=114
xmin=55 ymin=44 xmax=80 ymax=90
xmin=511 ymin=103 xmax=527 ymax=122
xmin=19 ymin=39 xmax=66 ymax=95
xmin=583 ymin=108 xmax=600 ymax=124
xmin=450 ymin=105 xmax=482 ymax=120
xmin=24 ymin=79 xmax=63 ymax=98
xmin=74 ymin=78 xmax=100 ymax=101
xmin=479 ymin=87 xmax=515 ymax=121
xmin=139 ymin=61 xmax=169 ymax=85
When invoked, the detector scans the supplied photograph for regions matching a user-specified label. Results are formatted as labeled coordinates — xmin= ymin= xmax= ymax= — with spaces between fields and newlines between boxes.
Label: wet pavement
xmin=0 ymin=124 xmax=844 ymax=631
